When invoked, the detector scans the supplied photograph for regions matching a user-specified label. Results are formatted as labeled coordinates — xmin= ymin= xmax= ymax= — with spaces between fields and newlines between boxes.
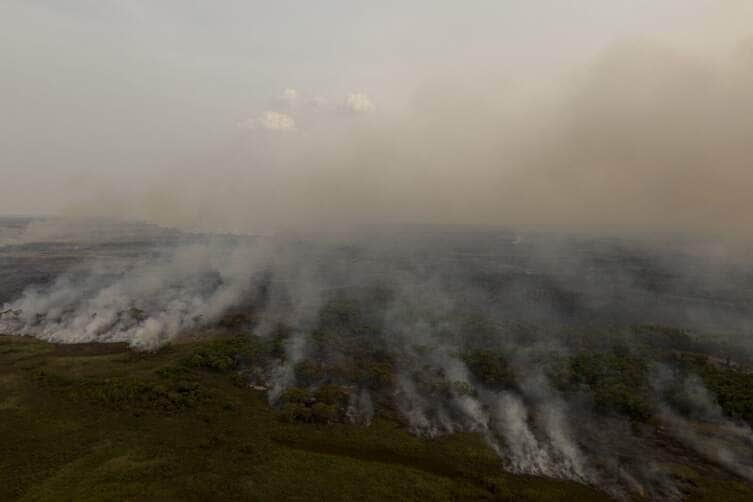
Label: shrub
xmin=556 ymin=352 xmax=652 ymax=421
xmin=88 ymin=378 xmax=206 ymax=413
xmin=181 ymin=335 xmax=261 ymax=372
xmin=463 ymin=350 xmax=516 ymax=389
xmin=363 ymin=361 xmax=394 ymax=389
xmin=294 ymin=360 xmax=324 ymax=387
xmin=697 ymin=363 xmax=753 ymax=423
xmin=310 ymin=402 xmax=338 ymax=423
xmin=277 ymin=385 xmax=351 ymax=424
xmin=631 ymin=324 xmax=693 ymax=352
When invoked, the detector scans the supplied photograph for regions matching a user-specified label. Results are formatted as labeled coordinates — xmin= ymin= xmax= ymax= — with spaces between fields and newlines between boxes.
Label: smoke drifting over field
xmin=3 ymin=224 xmax=753 ymax=497
xmin=38 ymin=37 xmax=753 ymax=239
xmin=2 ymin=2 xmax=753 ymax=239
xmin=3 ymin=1 xmax=753 ymax=498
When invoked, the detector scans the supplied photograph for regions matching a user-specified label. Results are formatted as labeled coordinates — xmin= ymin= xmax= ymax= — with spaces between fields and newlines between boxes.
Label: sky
xmin=1 ymin=1 xmax=752 ymax=238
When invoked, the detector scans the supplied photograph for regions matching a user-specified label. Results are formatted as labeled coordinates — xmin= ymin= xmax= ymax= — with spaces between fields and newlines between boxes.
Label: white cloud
xmin=279 ymin=88 xmax=300 ymax=107
xmin=278 ymin=89 xmax=328 ymax=111
xmin=259 ymin=111 xmax=296 ymax=131
xmin=309 ymin=96 xmax=327 ymax=109
xmin=345 ymin=92 xmax=375 ymax=113
xmin=239 ymin=111 xmax=296 ymax=132
xmin=282 ymin=88 xmax=298 ymax=100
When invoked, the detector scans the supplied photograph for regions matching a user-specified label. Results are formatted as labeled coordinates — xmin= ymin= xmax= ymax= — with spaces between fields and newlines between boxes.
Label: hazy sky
xmin=2 ymin=1 xmax=752 ymax=237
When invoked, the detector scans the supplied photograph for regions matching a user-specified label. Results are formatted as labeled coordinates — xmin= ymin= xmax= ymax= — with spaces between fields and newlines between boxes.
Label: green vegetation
xmin=3 ymin=326 xmax=753 ymax=500
xmin=552 ymin=351 xmax=652 ymax=422
xmin=700 ymin=365 xmax=753 ymax=423
xmin=180 ymin=334 xmax=263 ymax=371
xmin=278 ymin=385 xmax=351 ymax=424
xmin=463 ymin=350 xmax=516 ymax=390
xmin=675 ymin=354 xmax=753 ymax=423
xmin=1 ymin=335 xmax=607 ymax=501
xmin=630 ymin=325 xmax=694 ymax=352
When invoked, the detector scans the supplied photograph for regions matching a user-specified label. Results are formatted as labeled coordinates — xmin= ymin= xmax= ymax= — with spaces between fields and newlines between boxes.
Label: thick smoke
xmin=30 ymin=33 xmax=753 ymax=244
xmin=0 ymin=238 xmax=267 ymax=350
xmin=2 ymin=3 xmax=752 ymax=241
xmin=3 ymin=2 xmax=753 ymax=499
xmin=4 ymin=227 xmax=753 ymax=498
xmin=652 ymin=366 xmax=753 ymax=483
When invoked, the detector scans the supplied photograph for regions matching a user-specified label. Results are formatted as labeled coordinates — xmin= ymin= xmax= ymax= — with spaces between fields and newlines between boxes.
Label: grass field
xmin=2 ymin=334 xmax=752 ymax=501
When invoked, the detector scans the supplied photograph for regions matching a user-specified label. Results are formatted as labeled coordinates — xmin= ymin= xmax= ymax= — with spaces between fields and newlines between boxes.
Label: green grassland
xmin=2 ymin=333 xmax=752 ymax=501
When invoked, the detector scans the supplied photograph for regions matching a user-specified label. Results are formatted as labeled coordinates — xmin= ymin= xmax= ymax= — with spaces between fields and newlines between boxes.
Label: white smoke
xmin=0 ymin=240 xmax=267 ymax=350
xmin=347 ymin=388 xmax=375 ymax=425
xmin=660 ymin=407 xmax=753 ymax=483
xmin=240 ymin=111 xmax=297 ymax=132
xmin=344 ymin=92 xmax=375 ymax=114
xmin=494 ymin=392 xmax=553 ymax=475
xmin=652 ymin=366 xmax=753 ymax=483
xmin=3 ymin=227 xmax=753 ymax=497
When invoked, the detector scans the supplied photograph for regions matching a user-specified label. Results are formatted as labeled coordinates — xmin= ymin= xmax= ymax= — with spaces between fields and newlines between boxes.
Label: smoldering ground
xmin=3 ymin=222 xmax=753 ymax=498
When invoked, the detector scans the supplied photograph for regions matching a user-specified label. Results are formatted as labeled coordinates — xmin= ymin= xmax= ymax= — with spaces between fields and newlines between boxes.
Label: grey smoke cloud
xmin=3 ymin=221 xmax=753 ymax=496
xmin=2 ymin=1 xmax=752 ymax=243
xmin=3 ymin=3 xmax=753 ymax=496
xmin=146 ymin=34 xmax=753 ymax=241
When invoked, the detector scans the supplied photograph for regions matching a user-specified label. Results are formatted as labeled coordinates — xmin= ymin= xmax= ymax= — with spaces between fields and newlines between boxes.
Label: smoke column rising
xmin=0 ymin=2 xmax=752 ymax=241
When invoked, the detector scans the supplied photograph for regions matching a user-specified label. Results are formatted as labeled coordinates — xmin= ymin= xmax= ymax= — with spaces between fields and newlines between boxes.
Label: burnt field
xmin=3 ymin=218 xmax=752 ymax=331
xmin=3 ymin=218 xmax=753 ymax=499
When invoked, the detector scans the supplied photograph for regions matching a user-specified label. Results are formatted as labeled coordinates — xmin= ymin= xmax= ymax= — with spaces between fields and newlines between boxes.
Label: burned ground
xmin=2 ymin=221 xmax=753 ymax=499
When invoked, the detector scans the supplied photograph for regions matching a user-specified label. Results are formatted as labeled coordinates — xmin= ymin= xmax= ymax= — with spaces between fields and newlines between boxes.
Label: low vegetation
xmin=3 ymin=321 xmax=753 ymax=500
xmin=0 ymin=335 xmax=608 ymax=501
